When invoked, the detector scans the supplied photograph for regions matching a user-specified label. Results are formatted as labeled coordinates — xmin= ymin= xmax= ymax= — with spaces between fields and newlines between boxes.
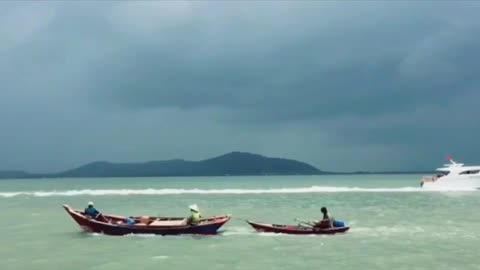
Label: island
xmin=0 ymin=152 xmax=325 ymax=179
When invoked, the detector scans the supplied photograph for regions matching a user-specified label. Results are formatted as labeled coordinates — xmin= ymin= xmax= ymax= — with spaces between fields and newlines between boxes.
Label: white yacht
xmin=421 ymin=157 xmax=480 ymax=190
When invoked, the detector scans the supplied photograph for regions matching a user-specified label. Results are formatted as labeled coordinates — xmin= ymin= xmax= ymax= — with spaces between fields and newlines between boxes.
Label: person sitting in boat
xmin=314 ymin=207 xmax=334 ymax=229
xmin=126 ymin=216 xmax=135 ymax=225
xmin=84 ymin=201 xmax=100 ymax=219
xmin=186 ymin=204 xmax=202 ymax=225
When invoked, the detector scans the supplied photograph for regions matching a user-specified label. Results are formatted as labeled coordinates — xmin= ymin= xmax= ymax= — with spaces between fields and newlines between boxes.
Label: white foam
xmin=220 ymin=226 xmax=253 ymax=236
xmin=151 ymin=256 xmax=169 ymax=260
xmin=0 ymin=186 xmax=476 ymax=198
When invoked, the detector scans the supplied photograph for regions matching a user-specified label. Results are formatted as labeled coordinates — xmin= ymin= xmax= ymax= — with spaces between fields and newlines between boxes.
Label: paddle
xmin=294 ymin=218 xmax=316 ymax=227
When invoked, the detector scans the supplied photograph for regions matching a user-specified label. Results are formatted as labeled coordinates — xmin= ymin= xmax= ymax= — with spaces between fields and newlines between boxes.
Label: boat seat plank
xmin=149 ymin=219 xmax=187 ymax=226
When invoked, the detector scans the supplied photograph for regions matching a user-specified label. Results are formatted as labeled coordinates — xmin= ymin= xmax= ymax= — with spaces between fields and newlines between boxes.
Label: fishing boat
xmin=63 ymin=205 xmax=231 ymax=236
xmin=420 ymin=156 xmax=480 ymax=190
xmin=246 ymin=220 xmax=349 ymax=235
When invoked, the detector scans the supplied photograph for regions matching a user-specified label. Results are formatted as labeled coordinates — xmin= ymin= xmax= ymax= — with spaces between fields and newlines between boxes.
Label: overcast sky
xmin=1 ymin=1 xmax=480 ymax=173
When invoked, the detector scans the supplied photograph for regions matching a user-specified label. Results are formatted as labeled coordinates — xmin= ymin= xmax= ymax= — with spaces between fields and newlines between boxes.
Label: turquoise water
xmin=1 ymin=175 xmax=479 ymax=270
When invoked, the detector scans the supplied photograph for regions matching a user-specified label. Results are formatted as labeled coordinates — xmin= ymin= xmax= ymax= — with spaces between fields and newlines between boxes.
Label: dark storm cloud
xmin=1 ymin=1 xmax=480 ymax=172
xmin=92 ymin=2 xmax=478 ymax=117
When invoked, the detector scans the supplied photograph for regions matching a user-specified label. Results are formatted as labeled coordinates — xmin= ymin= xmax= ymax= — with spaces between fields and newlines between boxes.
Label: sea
xmin=1 ymin=175 xmax=479 ymax=270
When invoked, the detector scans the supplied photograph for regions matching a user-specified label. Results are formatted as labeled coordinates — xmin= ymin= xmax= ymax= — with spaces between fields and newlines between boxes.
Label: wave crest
xmin=0 ymin=185 xmax=475 ymax=198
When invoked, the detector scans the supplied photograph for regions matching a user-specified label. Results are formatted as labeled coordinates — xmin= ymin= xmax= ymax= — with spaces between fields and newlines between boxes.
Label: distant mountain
xmin=0 ymin=152 xmax=432 ymax=180
xmin=0 ymin=170 xmax=36 ymax=179
xmin=53 ymin=152 xmax=323 ymax=178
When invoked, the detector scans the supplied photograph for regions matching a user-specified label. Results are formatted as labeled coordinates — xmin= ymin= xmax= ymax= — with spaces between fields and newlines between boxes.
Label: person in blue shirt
xmin=84 ymin=201 xmax=100 ymax=219
xmin=126 ymin=216 xmax=135 ymax=225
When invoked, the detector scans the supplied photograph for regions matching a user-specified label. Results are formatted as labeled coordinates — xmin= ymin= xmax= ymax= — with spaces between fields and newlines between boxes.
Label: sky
xmin=1 ymin=1 xmax=480 ymax=173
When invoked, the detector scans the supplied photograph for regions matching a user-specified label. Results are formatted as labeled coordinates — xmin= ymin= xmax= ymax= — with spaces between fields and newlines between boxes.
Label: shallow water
xmin=1 ymin=175 xmax=479 ymax=270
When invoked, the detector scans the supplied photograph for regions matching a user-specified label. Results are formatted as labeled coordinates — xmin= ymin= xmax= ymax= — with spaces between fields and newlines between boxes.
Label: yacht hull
xmin=421 ymin=177 xmax=480 ymax=190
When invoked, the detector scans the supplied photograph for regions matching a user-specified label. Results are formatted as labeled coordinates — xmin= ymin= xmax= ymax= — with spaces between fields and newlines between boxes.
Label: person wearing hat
xmin=314 ymin=207 xmax=334 ymax=229
xmin=186 ymin=204 xmax=202 ymax=225
xmin=84 ymin=201 xmax=100 ymax=219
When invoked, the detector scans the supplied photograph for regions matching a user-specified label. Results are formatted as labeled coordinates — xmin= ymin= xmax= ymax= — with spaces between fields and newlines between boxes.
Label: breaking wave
xmin=0 ymin=186 xmax=476 ymax=198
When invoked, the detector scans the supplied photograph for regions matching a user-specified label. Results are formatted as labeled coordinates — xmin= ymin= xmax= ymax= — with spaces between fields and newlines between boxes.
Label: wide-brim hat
xmin=189 ymin=204 xmax=199 ymax=212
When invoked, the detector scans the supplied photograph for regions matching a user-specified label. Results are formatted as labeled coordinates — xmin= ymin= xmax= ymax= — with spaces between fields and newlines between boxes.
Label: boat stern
xmin=420 ymin=175 xmax=437 ymax=187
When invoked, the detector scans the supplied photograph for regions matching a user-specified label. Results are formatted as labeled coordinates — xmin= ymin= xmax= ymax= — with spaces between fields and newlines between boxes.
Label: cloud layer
xmin=1 ymin=1 xmax=480 ymax=172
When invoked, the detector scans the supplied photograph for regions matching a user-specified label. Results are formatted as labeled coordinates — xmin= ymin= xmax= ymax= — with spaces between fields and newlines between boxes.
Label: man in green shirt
xmin=187 ymin=204 xmax=202 ymax=225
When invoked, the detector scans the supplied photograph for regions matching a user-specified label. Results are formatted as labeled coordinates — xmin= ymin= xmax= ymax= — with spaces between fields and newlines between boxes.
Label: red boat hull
xmin=246 ymin=220 xmax=349 ymax=235
xmin=63 ymin=205 xmax=231 ymax=236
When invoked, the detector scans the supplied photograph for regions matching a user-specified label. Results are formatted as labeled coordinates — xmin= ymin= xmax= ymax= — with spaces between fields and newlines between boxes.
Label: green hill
xmin=53 ymin=152 xmax=323 ymax=177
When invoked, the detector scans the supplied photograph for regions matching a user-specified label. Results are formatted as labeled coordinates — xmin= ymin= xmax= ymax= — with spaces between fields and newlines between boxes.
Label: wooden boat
xmin=246 ymin=220 xmax=349 ymax=235
xmin=63 ymin=205 xmax=231 ymax=236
